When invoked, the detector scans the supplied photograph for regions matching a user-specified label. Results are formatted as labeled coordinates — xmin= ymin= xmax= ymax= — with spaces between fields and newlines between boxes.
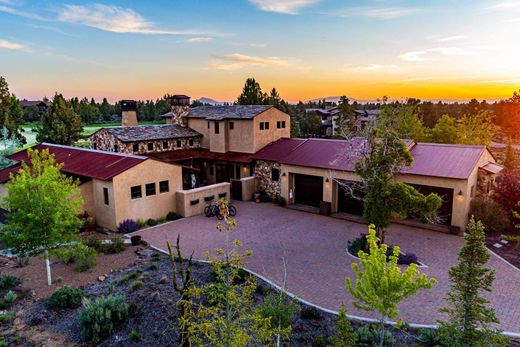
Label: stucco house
xmin=0 ymin=143 xmax=183 ymax=230
xmin=253 ymin=137 xmax=502 ymax=231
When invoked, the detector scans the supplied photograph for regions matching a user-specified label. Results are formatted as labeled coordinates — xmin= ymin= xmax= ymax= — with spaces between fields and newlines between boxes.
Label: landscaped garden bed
xmin=347 ymin=234 xmax=423 ymax=266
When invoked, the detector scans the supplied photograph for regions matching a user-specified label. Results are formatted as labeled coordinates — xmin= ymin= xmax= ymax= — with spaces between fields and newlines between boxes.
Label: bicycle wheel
xmin=216 ymin=211 xmax=224 ymax=220
xmin=229 ymin=205 xmax=237 ymax=216
xmin=204 ymin=205 xmax=212 ymax=217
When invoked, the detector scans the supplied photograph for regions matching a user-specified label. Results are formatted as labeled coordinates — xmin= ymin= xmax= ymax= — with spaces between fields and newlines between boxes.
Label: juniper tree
xmin=346 ymin=225 xmax=436 ymax=347
xmin=438 ymin=217 xmax=507 ymax=347
xmin=36 ymin=93 xmax=83 ymax=145
xmin=0 ymin=149 xmax=83 ymax=285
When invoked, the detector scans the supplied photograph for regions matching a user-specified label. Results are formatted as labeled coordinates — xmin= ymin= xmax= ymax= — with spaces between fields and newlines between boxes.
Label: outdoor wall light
xmin=282 ymin=172 xmax=287 ymax=179
xmin=325 ymin=177 xmax=330 ymax=183
xmin=456 ymin=190 xmax=464 ymax=202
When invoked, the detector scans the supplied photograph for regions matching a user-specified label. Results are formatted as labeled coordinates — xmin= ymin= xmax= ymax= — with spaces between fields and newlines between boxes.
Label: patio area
xmin=133 ymin=200 xmax=520 ymax=334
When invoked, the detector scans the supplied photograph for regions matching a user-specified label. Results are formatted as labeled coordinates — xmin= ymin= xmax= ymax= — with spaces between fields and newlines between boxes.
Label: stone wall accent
xmin=476 ymin=168 xmax=496 ymax=197
xmin=170 ymin=105 xmax=190 ymax=127
xmin=90 ymin=128 xmax=201 ymax=155
xmin=254 ymin=160 xmax=281 ymax=198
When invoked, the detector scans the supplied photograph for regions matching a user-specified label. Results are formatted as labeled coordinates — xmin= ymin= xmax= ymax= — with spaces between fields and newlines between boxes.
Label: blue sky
xmin=1 ymin=0 xmax=519 ymax=102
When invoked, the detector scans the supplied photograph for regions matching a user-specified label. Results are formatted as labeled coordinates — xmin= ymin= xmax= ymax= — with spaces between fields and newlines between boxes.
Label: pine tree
xmin=36 ymin=93 xmax=83 ymax=145
xmin=438 ymin=217 xmax=507 ymax=347
xmin=237 ymin=78 xmax=265 ymax=105
xmin=328 ymin=304 xmax=357 ymax=347
xmin=0 ymin=76 xmax=25 ymax=143
xmin=503 ymin=138 xmax=516 ymax=170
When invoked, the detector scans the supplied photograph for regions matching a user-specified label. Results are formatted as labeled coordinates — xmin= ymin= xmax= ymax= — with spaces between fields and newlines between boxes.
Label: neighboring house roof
xmin=0 ymin=143 xmax=147 ymax=183
xmin=20 ymin=99 xmax=49 ymax=108
xmin=149 ymin=148 xmax=253 ymax=164
xmin=162 ymin=105 xmax=274 ymax=121
xmin=90 ymin=124 xmax=201 ymax=142
xmin=253 ymin=138 xmax=490 ymax=180
xmin=478 ymin=161 xmax=504 ymax=174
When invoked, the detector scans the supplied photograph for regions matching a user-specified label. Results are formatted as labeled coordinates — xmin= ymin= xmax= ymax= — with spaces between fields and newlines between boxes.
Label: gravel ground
xmin=21 ymin=248 xmax=421 ymax=346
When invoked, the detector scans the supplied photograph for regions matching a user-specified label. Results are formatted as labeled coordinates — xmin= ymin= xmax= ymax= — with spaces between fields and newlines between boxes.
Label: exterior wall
xmin=121 ymin=110 xmax=137 ymax=126
xmin=240 ymin=176 xmax=256 ymax=201
xmin=187 ymin=118 xmax=210 ymax=148
xmin=253 ymin=108 xmax=291 ymax=153
xmin=254 ymin=160 xmax=282 ymax=198
xmin=208 ymin=120 xmax=228 ymax=153
xmin=175 ymin=182 xmax=230 ymax=217
xmin=89 ymin=128 xmax=201 ymax=155
xmin=227 ymin=120 xmax=255 ymax=153
xmin=91 ymin=179 xmax=117 ymax=230
xmin=79 ymin=180 xmax=95 ymax=217
xmin=111 ymin=159 xmax=183 ymax=230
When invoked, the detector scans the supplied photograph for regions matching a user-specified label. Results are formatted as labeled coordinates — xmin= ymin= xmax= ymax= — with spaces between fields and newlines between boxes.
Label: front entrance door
xmin=215 ymin=164 xmax=229 ymax=183
xmin=294 ymin=174 xmax=323 ymax=207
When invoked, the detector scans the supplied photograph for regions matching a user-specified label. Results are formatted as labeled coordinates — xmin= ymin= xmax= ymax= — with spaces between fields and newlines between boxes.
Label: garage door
xmin=410 ymin=184 xmax=453 ymax=226
xmin=337 ymin=181 xmax=365 ymax=216
xmin=294 ymin=174 xmax=323 ymax=207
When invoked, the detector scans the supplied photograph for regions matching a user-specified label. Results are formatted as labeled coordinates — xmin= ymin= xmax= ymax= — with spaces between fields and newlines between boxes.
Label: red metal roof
xmin=253 ymin=138 xmax=488 ymax=179
xmin=0 ymin=143 xmax=147 ymax=183
xmin=148 ymin=148 xmax=253 ymax=164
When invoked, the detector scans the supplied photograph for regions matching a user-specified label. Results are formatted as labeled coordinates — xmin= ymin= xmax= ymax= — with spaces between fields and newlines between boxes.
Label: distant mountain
xmin=306 ymin=96 xmax=358 ymax=104
xmin=196 ymin=97 xmax=227 ymax=106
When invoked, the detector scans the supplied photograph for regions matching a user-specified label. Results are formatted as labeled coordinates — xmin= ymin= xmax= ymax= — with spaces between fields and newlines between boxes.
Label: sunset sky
xmin=1 ymin=0 xmax=519 ymax=103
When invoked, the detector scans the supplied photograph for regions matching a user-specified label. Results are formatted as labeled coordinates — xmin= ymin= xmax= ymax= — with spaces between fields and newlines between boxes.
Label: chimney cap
xmin=171 ymin=95 xmax=190 ymax=106
xmin=120 ymin=100 xmax=137 ymax=111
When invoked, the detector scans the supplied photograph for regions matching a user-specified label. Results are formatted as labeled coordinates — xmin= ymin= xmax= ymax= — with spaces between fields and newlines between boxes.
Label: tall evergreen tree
xmin=237 ymin=78 xmax=265 ymax=105
xmin=438 ymin=217 xmax=507 ymax=347
xmin=503 ymin=138 xmax=516 ymax=170
xmin=37 ymin=93 xmax=83 ymax=145
xmin=0 ymin=76 xmax=25 ymax=143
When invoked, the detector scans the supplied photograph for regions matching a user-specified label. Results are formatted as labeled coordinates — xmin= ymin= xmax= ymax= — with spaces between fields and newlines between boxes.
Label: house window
xmin=130 ymin=186 xmax=142 ymax=199
xmin=281 ymin=121 xmax=286 ymax=128
xmin=260 ymin=122 xmax=265 ymax=130
xmin=93 ymin=143 xmax=97 ymax=150
xmin=163 ymin=141 xmax=168 ymax=150
xmin=146 ymin=183 xmax=156 ymax=196
xmin=209 ymin=163 xmax=214 ymax=175
xmin=229 ymin=121 xmax=234 ymax=130
xmin=147 ymin=143 xmax=154 ymax=151
xmin=189 ymin=139 xmax=194 ymax=146
xmin=271 ymin=168 xmax=280 ymax=182
xmin=207 ymin=121 xmax=210 ymax=129
xmin=176 ymin=140 xmax=181 ymax=147
xmin=159 ymin=180 xmax=169 ymax=193
xmin=114 ymin=145 xmax=119 ymax=152
xmin=103 ymin=187 xmax=109 ymax=205
xmin=277 ymin=121 xmax=281 ymax=128
xmin=132 ymin=143 xmax=139 ymax=152
xmin=215 ymin=122 xmax=220 ymax=134
xmin=265 ymin=122 xmax=269 ymax=130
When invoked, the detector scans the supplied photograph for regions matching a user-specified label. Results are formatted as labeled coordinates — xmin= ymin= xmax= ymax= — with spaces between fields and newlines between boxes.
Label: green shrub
xmin=79 ymin=295 xmax=129 ymax=343
xmin=136 ymin=218 xmax=146 ymax=228
xmin=204 ymin=282 xmax=227 ymax=307
xmin=0 ymin=337 xmax=7 ymax=347
xmin=0 ymin=311 xmax=13 ymax=324
xmin=0 ymin=275 xmax=19 ymax=290
xmin=129 ymin=280 xmax=144 ymax=291
xmin=48 ymin=286 xmax=85 ymax=309
xmin=128 ymin=330 xmax=141 ymax=342
xmin=99 ymin=237 xmax=126 ymax=254
xmin=147 ymin=263 xmax=158 ymax=271
xmin=347 ymin=234 xmax=368 ymax=256
xmin=312 ymin=335 xmax=327 ymax=347
xmin=54 ymin=243 xmax=97 ymax=272
xmin=3 ymin=291 xmax=16 ymax=305
xmin=417 ymin=328 xmax=441 ymax=347
xmin=157 ymin=216 xmax=166 ymax=224
xmin=151 ymin=253 xmax=161 ymax=262
xmin=470 ymin=197 xmax=510 ymax=235
xmin=128 ymin=269 xmax=143 ymax=280
xmin=502 ymin=234 xmax=520 ymax=247
xmin=166 ymin=211 xmax=182 ymax=221
xmin=355 ymin=326 xmax=395 ymax=347
xmin=146 ymin=218 xmax=158 ymax=226
xmin=118 ymin=275 xmax=130 ymax=285
xmin=301 ymin=306 xmax=322 ymax=320
xmin=257 ymin=292 xmax=300 ymax=332
xmin=0 ymin=300 xmax=6 ymax=310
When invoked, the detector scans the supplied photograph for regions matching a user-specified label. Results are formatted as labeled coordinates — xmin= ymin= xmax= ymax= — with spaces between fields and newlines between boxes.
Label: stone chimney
xmin=170 ymin=95 xmax=190 ymax=127
xmin=121 ymin=100 xmax=138 ymax=126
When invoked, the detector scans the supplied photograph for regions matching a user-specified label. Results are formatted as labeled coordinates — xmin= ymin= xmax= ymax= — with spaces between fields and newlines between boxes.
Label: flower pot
xmin=130 ymin=235 xmax=142 ymax=246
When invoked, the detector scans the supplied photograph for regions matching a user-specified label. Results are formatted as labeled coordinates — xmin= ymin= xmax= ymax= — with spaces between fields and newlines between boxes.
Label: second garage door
xmin=294 ymin=174 xmax=323 ymax=207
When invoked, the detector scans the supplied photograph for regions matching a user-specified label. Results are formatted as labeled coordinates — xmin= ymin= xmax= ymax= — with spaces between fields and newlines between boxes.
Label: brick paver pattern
xmin=134 ymin=201 xmax=520 ymax=333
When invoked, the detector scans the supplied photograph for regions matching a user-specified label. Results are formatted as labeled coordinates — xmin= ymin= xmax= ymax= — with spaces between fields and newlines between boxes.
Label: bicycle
xmin=204 ymin=201 xmax=237 ymax=219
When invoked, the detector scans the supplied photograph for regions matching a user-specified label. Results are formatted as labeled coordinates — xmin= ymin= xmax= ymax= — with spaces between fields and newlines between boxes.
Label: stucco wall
xmin=112 ymin=159 xmax=183 ymax=229
xmin=79 ymin=180 xmax=95 ymax=217
xmin=91 ymin=179 xmax=116 ymax=230
xmin=175 ymin=182 xmax=231 ymax=217
xmin=240 ymin=176 xmax=256 ymax=201
xmin=253 ymin=108 xmax=291 ymax=153
xmin=187 ymin=118 xmax=210 ymax=148
xmin=227 ymin=120 xmax=255 ymax=153
xmin=208 ymin=120 xmax=228 ymax=153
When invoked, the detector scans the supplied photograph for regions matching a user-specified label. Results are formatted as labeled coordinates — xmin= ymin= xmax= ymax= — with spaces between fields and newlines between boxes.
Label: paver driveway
xmin=134 ymin=201 xmax=520 ymax=333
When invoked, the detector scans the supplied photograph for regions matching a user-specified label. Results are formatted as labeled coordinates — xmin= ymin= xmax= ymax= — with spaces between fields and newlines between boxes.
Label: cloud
xmin=336 ymin=6 xmax=418 ymax=19
xmin=437 ymin=35 xmax=467 ymax=42
xmin=211 ymin=53 xmax=289 ymax=70
xmin=399 ymin=47 xmax=475 ymax=62
xmin=486 ymin=1 xmax=520 ymax=10
xmin=0 ymin=5 xmax=45 ymax=20
xmin=248 ymin=0 xmax=319 ymax=14
xmin=58 ymin=4 xmax=211 ymax=35
xmin=343 ymin=63 xmax=399 ymax=72
xmin=0 ymin=39 xmax=24 ymax=50
xmin=184 ymin=37 xmax=212 ymax=43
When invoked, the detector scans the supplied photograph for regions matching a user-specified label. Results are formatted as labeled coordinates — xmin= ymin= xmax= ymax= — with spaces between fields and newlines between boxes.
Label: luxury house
xmin=0 ymin=95 xmax=503 ymax=233
xmin=307 ymin=106 xmax=380 ymax=136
